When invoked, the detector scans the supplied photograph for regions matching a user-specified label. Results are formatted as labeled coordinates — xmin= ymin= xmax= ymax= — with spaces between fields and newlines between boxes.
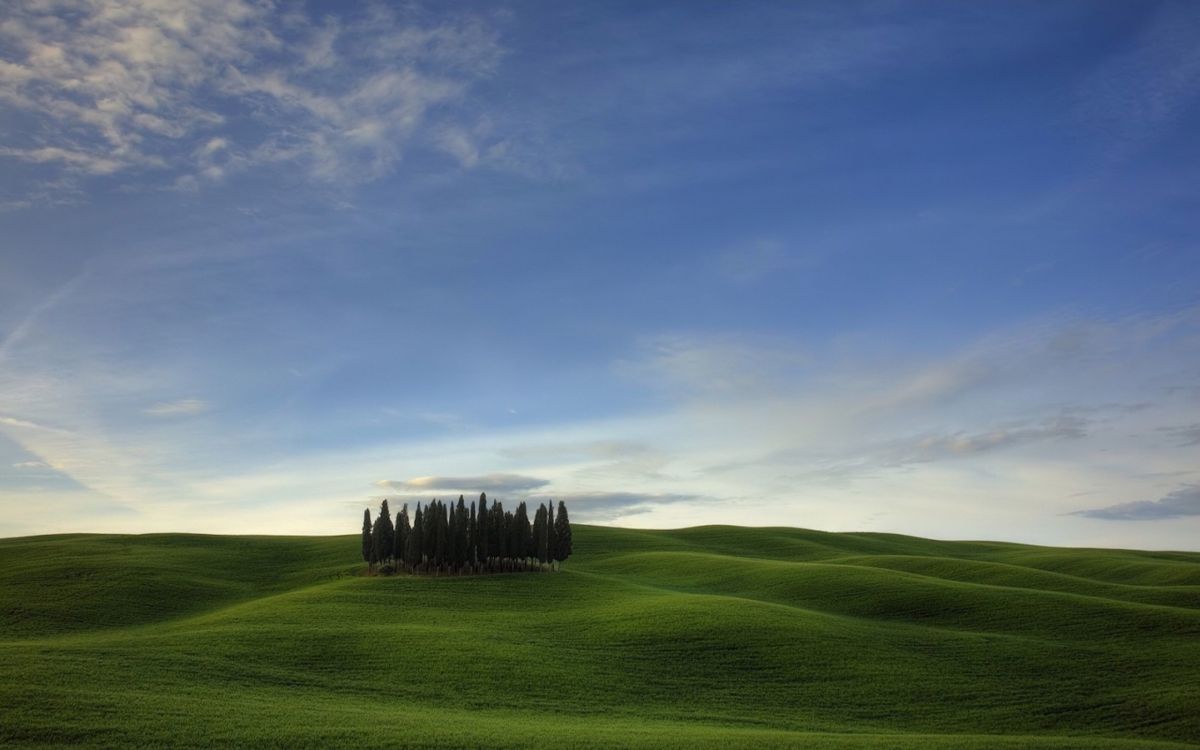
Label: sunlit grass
xmin=1 ymin=526 xmax=1197 ymax=748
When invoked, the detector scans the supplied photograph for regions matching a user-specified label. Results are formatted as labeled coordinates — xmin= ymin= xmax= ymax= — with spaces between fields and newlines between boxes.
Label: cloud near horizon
xmin=374 ymin=473 xmax=549 ymax=495
xmin=1072 ymin=485 xmax=1200 ymax=521
xmin=531 ymin=492 xmax=704 ymax=523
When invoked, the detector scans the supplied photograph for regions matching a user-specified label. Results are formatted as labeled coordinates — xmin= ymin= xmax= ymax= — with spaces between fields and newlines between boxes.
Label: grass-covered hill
xmin=1 ymin=525 xmax=1198 ymax=749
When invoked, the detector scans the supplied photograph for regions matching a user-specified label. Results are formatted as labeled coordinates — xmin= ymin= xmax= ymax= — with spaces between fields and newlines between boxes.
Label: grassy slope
xmin=0 ymin=526 xmax=1197 ymax=749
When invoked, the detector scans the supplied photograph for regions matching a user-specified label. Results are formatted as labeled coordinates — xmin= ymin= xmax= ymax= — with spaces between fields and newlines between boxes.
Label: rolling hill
xmin=1 ymin=525 xmax=1198 ymax=748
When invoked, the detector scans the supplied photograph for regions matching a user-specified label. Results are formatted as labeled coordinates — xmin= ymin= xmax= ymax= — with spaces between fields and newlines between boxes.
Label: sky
xmin=1 ymin=0 xmax=1198 ymax=548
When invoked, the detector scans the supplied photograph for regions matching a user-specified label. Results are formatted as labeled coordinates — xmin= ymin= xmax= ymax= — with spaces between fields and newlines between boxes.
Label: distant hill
xmin=1 ymin=525 xmax=1198 ymax=748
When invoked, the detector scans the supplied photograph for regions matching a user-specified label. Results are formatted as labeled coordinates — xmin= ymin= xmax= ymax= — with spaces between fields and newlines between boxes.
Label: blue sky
xmin=1 ymin=0 xmax=1198 ymax=547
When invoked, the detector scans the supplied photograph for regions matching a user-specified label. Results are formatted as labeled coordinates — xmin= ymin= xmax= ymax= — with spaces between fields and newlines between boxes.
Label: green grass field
xmin=1 ymin=525 xmax=1198 ymax=748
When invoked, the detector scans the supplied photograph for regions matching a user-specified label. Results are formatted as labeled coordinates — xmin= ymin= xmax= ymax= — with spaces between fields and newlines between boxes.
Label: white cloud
xmin=436 ymin=125 xmax=481 ymax=168
xmin=143 ymin=399 xmax=209 ymax=417
xmin=0 ymin=146 xmax=123 ymax=174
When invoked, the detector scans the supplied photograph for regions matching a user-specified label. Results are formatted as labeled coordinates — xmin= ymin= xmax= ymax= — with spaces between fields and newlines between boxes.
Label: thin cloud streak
xmin=0 ymin=270 xmax=90 ymax=364
xmin=375 ymin=473 xmax=549 ymax=494
xmin=1072 ymin=485 xmax=1200 ymax=521
xmin=530 ymin=492 xmax=703 ymax=523
xmin=144 ymin=399 xmax=210 ymax=417
xmin=1159 ymin=424 xmax=1200 ymax=447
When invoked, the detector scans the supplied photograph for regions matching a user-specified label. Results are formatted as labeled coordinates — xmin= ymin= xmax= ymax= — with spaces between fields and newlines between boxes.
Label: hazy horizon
xmin=2 ymin=1 xmax=1198 ymax=550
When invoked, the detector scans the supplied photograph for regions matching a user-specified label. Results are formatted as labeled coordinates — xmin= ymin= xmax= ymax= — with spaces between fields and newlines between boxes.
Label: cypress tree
xmin=448 ymin=501 xmax=459 ymax=570
xmin=395 ymin=505 xmax=411 ymax=565
xmin=423 ymin=499 xmax=437 ymax=566
xmin=494 ymin=502 xmax=507 ymax=561
xmin=370 ymin=514 xmax=383 ymax=569
xmin=468 ymin=501 xmax=477 ymax=568
xmin=477 ymin=493 xmax=489 ymax=567
xmin=378 ymin=499 xmax=394 ymax=564
xmin=534 ymin=503 xmax=549 ymax=566
xmin=361 ymin=508 xmax=372 ymax=566
xmin=456 ymin=495 xmax=469 ymax=571
xmin=407 ymin=504 xmax=424 ymax=571
xmin=553 ymin=501 xmax=573 ymax=569
xmin=516 ymin=502 xmax=532 ymax=565
xmin=547 ymin=502 xmax=556 ymax=567
xmin=504 ymin=510 xmax=516 ymax=567
xmin=436 ymin=500 xmax=449 ymax=569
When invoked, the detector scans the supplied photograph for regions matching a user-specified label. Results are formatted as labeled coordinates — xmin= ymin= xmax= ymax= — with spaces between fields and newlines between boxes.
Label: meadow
xmin=1 ymin=525 xmax=1198 ymax=748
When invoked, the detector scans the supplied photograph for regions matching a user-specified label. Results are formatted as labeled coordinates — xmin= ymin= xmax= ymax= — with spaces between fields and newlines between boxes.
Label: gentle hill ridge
xmin=824 ymin=555 xmax=1200 ymax=608
xmin=586 ymin=551 xmax=1200 ymax=642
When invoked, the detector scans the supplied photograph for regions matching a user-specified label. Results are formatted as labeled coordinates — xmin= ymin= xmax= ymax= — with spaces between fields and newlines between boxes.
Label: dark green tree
xmin=436 ymin=500 xmax=449 ymax=569
xmin=377 ymin=499 xmax=394 ymax=564
xmin=534 ymin=503 xmax=549 ymax=566
xmin=422 ymin=499 xmax=438 ymax=566
xmin=468 ymin=500 xmax=477 ymax=567
xmin=553 ymin=501 xmax=573 ymax=568
xmin=456 ymin=495 xmax=469 ymax=571
xmin=504 ymin=510 xmax=515 ymax=566
xmin=547 ymin=501 xmax=556 ymax=567
xmin=494 ymin=502 xmax=507 ymax=561
xmin=361 ymin=508 xmax=372 ymax=567
xmin=515 ymin=501 xmax=532 ymax=565
xmin=477 ymin=493 xmax=490 ymax=566
xmin=395 ymin=504 xmax=410 ymax=563
xmin=448 ymin=500 xmax=459 ymax=570
xmin=370 ymin=514 xmax=384 ymax=569
xmin=406 ymin=503 xmax=424 ymax=570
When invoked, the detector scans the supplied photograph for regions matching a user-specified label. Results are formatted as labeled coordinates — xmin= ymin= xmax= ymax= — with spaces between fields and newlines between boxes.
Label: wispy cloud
xmin=0 ymin=271 xmax=90 ymax=364
xmin=1072 ymin=485 xmax=1200 ymax=521
xmin=614 ymin=333 xmax=808 ymax=397
xmin=0 ymin=146 xmax=122 ymax=175
xmin=1159 ymin=423 xmax=1200 ymax=447
xmin=876 ymin=414 xmax=1089 ymax=466
xmin=712 ymin=414 xmax=1092 ymax=485
xmin=0 ymin=1 xmax=504 ymax=196
xmin=715 ymin=238 xmax=817 ymax=284
xmin=0 ymin=414 xmax=70 ymax=433
xmin=374 ymin=473 xmax=549 ymax=495
xmin=499 ymin=440 xmax=655 ymax=463
xmin=143 ymin=399 xmax=209 ymax=417
xmin=531 ymin=491 xmax=702 ymax=523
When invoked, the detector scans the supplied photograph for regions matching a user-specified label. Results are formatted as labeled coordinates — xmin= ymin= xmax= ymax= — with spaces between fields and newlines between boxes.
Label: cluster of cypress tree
xmin=360 ymin=493 xmax=572 ymax=575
